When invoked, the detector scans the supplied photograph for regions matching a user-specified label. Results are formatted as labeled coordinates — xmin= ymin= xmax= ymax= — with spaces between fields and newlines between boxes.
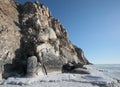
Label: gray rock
xmin=0 ymin=61 xmax=3 ymax=80
xmin=39 ymin=53 xmax=63 ymax=74
xmin=71 ymin=68 xmax=90 ymax=74
xmin=62 ymin=62 xmax=90 ymax=74
xmin=60 ymin=48 xmax=79 ymax=64
xmin=37 ymin=27 xmax=57 ymax=42
xmin=27 ymin=56 xmax=38 ymax=77
xmin=74 ymin=46 xmax=90 ymax=64
xmin=35 ymin=63 xmax=45 ymax=76
xmin=0 ymin=0 xmax=90 ymax=78
xmin=48 ymin=27 xmax=57 ymax=40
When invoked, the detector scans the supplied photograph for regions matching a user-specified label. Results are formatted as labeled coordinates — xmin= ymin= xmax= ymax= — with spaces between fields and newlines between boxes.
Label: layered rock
xmin=0 ymin=0 xmax=90 ymax=79
xmin=0 ymin=0 xmax=21 ymax=79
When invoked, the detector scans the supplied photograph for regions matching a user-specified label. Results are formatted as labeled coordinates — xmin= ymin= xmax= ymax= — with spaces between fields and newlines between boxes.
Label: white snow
xmin=0 ymin=65 xmax=120 ymax=87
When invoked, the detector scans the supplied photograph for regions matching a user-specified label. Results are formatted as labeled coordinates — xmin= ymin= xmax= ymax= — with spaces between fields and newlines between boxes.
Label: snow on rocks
xmin=0 ymin=65 xmax=120 ymax=87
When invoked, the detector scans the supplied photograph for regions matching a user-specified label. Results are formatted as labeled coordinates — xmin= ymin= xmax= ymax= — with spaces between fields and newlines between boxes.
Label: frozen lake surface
xmin=95 ymin=64 xmax=120 ymax=80
xmin=0 ymin=64 xmax=120 ymax=87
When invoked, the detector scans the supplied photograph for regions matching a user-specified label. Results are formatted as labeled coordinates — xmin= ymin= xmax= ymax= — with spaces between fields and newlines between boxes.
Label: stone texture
xmin=0 ymin=61 xmax=3 ymax=80
xmin=0 ymin=0 xmax=20 ymax=62
xmin=74 ymin=46 xmax=90 ymax=64
xmin=41 ymin=53 xmax=63 ymax=74
xmin=0 ymin=0 xmax=21 ymax=79
xmin=27 ymin=56 xmax=38 ymax=77
xmin=0 ymin=0 xmax=90 ymax=79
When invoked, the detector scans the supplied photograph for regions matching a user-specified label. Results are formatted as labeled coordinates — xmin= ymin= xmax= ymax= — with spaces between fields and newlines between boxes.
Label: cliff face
xmin=0 ymin=0 xmax=90 ymax=79
xmin=0 ymin=0 xmax=21 ymax=79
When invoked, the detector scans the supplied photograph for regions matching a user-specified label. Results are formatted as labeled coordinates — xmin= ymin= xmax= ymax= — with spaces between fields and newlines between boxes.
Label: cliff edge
xmin=0 ymin=0 xmax=90 ymax=79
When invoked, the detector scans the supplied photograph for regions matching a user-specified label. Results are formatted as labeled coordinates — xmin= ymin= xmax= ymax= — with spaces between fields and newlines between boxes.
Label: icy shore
xmin=0 ymin=65 xmax=120 ymax=87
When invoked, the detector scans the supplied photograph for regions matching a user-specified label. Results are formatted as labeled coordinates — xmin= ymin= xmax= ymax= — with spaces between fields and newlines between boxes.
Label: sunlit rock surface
xmin=0 ymin=0 xmax=90 ymax=79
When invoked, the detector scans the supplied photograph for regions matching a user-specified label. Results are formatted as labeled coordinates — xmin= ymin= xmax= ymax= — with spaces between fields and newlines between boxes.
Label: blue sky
xmin=18 ymin=0 xmax=120 ymax=64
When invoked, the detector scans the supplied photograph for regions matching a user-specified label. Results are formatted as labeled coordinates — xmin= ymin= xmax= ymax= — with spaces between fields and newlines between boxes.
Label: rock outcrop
xmin=0 ymin=0 xmax=90 ymax=79
xmin=0 ymin=0 xmax=21 ymax=79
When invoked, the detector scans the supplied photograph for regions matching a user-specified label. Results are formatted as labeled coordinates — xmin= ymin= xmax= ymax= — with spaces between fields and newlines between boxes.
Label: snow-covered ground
xmin=0 ymin=65 xmax=120 ymax=87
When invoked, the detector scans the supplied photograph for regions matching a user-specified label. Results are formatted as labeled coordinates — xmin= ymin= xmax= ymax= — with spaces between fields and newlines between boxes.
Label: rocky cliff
xmin=0 ymin=0 xmax=90 ymax=79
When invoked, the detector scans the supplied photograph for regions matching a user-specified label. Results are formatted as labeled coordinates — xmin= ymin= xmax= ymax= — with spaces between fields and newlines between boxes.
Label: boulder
xmin=62 ymin=62 xmax=83 ymax=73
xmin=62 ymin=62 xmax=90 ymax=74
xmin=71 ymin=68 xmax=90 ymax=74
xmin=41 ymin=53 xmax=63 ymax=74
xmin=27 ymin=56 xmax=38 ymax=77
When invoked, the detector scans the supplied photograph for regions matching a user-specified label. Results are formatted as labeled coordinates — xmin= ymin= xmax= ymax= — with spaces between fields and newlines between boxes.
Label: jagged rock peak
xmin=0 ymin=0 xmax=90 ymax=79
